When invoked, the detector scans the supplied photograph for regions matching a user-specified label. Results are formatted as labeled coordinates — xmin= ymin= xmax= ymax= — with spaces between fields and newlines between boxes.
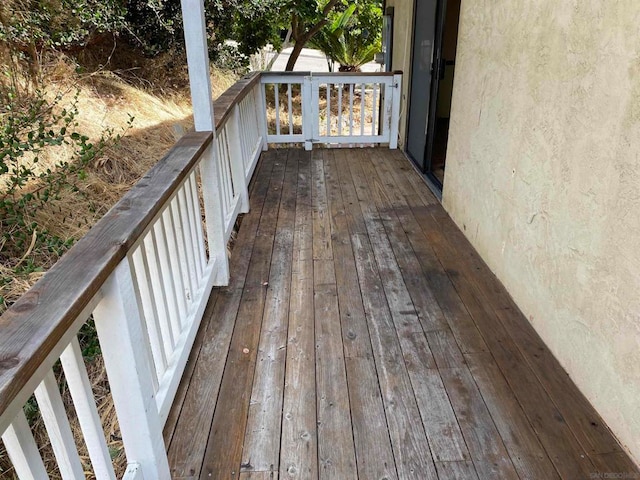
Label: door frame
xmin=405 ymin=0 xmax=449 ymax=192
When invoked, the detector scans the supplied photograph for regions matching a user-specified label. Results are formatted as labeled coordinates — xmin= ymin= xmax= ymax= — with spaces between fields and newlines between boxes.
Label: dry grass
xmin=264 ymin=83 xmax=379 ymax=140
xmin=0 ymin=51 xmax=237 ymax=477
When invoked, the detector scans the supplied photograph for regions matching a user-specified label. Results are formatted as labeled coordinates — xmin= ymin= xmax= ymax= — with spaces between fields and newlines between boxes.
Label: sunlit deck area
xmin=163 ymin=148 xmax=638 ymax=480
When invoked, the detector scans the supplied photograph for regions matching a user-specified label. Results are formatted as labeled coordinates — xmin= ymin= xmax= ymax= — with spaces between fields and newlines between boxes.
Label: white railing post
xmin=180 ymin=0 xmax=230 ymax=284
xmin=256 ymin=82 xmax=269 ymax=151
xmin=302 ymin=75 xmax=314 ymax=151
xmin=94 ymin=260 xmax=171 ymax=480
xmin=389 ymin=73 xmax=402 ymax=149
xmin=228 ymin=104 xmax=250 ymax=213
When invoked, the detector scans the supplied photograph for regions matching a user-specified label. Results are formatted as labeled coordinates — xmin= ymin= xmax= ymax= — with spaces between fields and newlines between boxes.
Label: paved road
xmin=267 ymin=46 xmax=381 ymax=73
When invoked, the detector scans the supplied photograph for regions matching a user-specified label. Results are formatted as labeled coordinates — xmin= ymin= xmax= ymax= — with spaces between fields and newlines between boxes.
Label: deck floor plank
xmin=240 ymin=150 xmax=298 ymax=474
xmin=199 ymin=150 xmax=287 ymax=479
xmin=279 ymin=149 xmax=318 ymax=479
xmin=312 ymin=152 xmax=358 ymax=480
xmin=166 ymin=148 xmax=639 ymax=480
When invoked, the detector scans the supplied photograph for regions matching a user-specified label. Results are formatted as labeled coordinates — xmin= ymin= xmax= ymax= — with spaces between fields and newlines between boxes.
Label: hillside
xmin=0 ymin=49 xmax=237 ymax=313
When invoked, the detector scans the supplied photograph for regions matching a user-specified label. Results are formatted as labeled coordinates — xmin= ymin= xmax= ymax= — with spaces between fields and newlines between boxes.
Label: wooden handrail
xmin=0 ymin=132 xmax=212 ymax=417
xmin=260 ymin=71 xmax=402 ymax=77
xmin=213 ymin=71 xmax=262 ymax=132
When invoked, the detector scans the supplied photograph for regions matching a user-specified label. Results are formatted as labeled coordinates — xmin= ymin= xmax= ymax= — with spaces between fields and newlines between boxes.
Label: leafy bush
xmin=310 ymin=0 xmax=382 ymax=72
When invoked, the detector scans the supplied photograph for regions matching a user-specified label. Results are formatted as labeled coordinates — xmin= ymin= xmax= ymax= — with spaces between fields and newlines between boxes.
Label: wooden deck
xmin=163 ymin=148 xmax=638 ymax=480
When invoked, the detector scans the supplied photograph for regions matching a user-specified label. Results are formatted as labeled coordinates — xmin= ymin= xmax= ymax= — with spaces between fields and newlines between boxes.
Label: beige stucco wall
xmin=443 ymin=0 xmax=640 ymax=463
xmin=385 ymin=0 xmax=414 ymax=147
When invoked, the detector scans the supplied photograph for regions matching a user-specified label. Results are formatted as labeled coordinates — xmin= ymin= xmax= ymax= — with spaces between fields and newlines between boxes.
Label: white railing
xmin=261 ymin=71 xmax=402 ymax=150
xmin=0 ymin=74 xmax=266 ymax=480
xmin=0 ymin=71 xmax=401 ymax=479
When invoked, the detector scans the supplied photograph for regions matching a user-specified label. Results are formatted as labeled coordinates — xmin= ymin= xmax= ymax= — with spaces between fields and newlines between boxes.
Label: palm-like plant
xmin=310 ymin=3 xmax=381 ymax=72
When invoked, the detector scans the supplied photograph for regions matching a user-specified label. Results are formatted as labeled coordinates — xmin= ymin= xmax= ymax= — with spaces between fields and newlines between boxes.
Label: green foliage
xmin=0 ymin=0 xmax=126 ymax=50
xmin=310 ymin=0 xmax=382 ymax=71
xmin=0 ymin=79 xmax=130 ymax=276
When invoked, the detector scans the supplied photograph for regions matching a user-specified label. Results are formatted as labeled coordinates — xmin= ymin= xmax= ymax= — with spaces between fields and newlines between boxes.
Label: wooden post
xmin=180 ymin=0 xmax=230 ymax=284
xmin=389 ymin=73 xmax=402 ymax=149
xmin=302 ymin=75 xmax=315 ymax=151
xmin=94 ymin=260 xmax=171 ymax=480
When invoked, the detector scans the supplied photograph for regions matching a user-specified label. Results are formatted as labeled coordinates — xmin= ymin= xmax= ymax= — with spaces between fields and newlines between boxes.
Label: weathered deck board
xmin=167 ymin=148 xmax=639 ymax=480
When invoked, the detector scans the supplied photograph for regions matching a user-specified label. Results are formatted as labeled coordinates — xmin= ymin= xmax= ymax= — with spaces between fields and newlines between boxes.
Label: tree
xmin=309 ymin=1 xmax=382 ymax=72
xmin=284 ymin=0 xmax=342 ymax=71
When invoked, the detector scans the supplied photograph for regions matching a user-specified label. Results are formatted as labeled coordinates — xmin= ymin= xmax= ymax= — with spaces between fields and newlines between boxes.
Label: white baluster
xmin=162 ymin=204 xmax=191 ymax=316
xmin=349 ymin=83 xmax=354 ymax=137
xmin=188 ymin=172 xmax=208 ymax=269
xmin=227 ymin=104 xmax=250 ymax=213
xmin=287 ymin=83 xmax=293 ymax=135
xmin=274 ymin=84 xmax=281 ymax=136
xmin=338 ymin=84 xmax=343 ymax=136
xmin=372 ymin=82 xmax=379 ymax=137
xmin=34 ymin=370 xmax=85 ymax=479
xmin=132 ymin=246 xmax=168 ymax=379
xmin=360 ymin=82 xmax=366 ymax=136
xmin=144 ymin=232 xmax=176 ymax=352
xmin=60 ymin=338 xmax=117 ymax=480
xmin=2 ymin=410 xmax=49 ymax=479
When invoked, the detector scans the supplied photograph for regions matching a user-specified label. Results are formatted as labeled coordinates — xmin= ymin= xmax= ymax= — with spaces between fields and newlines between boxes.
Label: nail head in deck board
xmin=167 ymin=151 xmax=277 ymax=478
xmin=465 ymin=352 xmax=561 ymax=479
xmin=435 ymin=461 xmax=480 ymax=480
xmin=280 ymin=150 xmax=318 ymax=480
xmin=200 ymin=151 xmax=287 ymax=479
xmin=440 ymin=367 xmax=520 ymax=479
xmin=241 ymin=151 xmax=298 ymax=473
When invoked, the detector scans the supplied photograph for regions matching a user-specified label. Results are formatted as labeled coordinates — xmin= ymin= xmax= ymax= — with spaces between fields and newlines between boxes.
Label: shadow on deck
xmin=163 ymin=148 xmax=638 ymax=480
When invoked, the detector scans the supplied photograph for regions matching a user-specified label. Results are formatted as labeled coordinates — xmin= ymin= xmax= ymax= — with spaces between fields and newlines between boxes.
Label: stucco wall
xmin=385 ymin=0 xmax=414 ymax=147
xmin=443 ymin=0 xmax=640 ymax=463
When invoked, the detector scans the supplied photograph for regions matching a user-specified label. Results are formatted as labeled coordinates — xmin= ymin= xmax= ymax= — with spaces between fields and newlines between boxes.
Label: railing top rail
xmin=213 ymin=71 xmax=261 ymax=131
xmin=260 ymin=70 xmax=402 ymax=78
xmin=0 ymin=131 xmax=212 ymax=417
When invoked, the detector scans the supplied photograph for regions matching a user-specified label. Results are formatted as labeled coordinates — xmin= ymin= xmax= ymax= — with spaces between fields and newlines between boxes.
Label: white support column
xmin=302 ymin=75 xmax=314 ymax=151
xmin=94 ymin=260 xmax=171 ymax=480
xmin=228 ymin=105 xmax=250 ymax=213
xmin=180 ymin=0 xmax=230 ymax=284
xmin=389 ymin=73 xmax=402 ymax=149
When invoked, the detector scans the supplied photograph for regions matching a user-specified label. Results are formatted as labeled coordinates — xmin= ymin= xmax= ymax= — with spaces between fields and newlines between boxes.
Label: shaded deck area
xmin=163 ymin=148 xmax=638 ymax=480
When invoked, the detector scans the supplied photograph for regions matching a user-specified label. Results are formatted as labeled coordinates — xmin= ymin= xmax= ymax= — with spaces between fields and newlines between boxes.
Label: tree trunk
xmin=285 ymin=41 xmax=305 ymax=71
